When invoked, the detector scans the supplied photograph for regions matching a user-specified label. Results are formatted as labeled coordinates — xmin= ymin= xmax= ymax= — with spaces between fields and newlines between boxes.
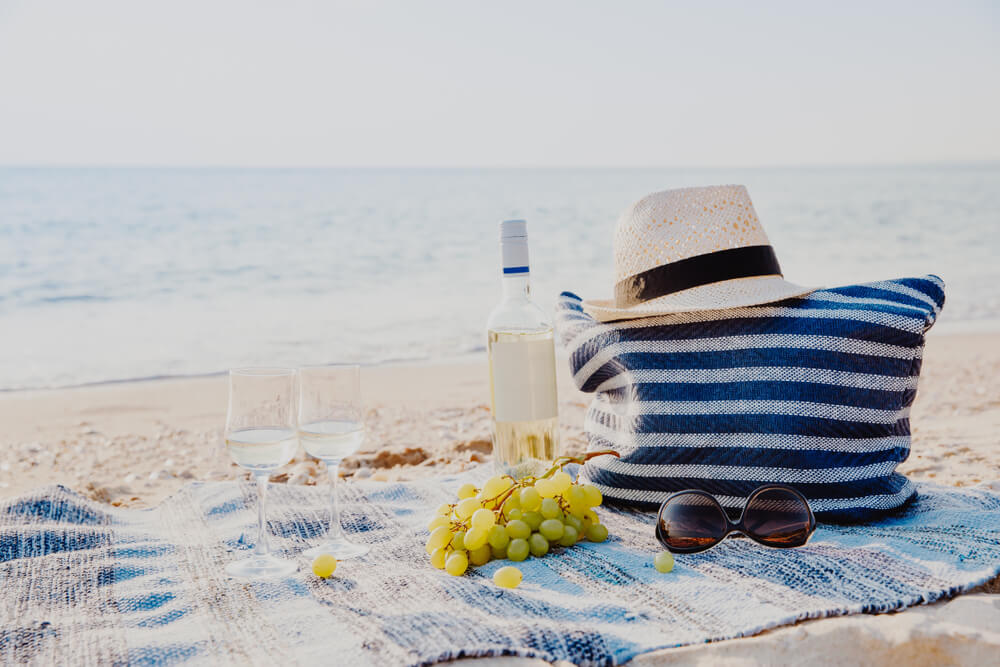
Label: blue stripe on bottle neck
xmin=503 ymin=266 xmax=530 ymax=274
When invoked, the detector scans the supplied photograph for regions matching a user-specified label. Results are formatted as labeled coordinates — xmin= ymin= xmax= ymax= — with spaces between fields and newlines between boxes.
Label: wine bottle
xmin=487 ymin=219 xmax=560 ymax=478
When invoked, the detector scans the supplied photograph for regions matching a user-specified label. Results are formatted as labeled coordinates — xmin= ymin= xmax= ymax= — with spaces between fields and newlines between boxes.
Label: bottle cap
xmin=500 ymin=219 xmax=528 ymax=241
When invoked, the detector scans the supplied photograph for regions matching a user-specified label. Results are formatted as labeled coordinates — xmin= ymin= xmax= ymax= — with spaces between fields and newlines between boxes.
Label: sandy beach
xmin=1 ymin=331 xmax=998 ymax=664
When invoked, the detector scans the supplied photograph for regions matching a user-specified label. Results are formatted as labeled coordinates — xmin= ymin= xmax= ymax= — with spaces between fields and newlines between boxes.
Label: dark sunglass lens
xmin=657 ymin=493 xmax=729 ymax=552
xmin=743 ymin=488 xmax=813 ymax=547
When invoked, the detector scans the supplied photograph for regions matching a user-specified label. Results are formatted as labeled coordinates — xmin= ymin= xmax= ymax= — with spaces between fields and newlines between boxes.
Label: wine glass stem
xmin=326 ymin=461 xmax=345 ymax=540
xmin=254 ymin=473 xmax=270 ymax=557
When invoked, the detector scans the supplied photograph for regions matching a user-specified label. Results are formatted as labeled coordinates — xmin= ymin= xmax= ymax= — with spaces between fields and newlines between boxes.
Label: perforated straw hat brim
xmin=583 ymin=275 xmax=817 ymax=322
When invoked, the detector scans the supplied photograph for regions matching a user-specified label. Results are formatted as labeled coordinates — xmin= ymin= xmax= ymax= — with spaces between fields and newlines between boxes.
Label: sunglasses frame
xmin=655 ymin=484 xmax=817 ymax=554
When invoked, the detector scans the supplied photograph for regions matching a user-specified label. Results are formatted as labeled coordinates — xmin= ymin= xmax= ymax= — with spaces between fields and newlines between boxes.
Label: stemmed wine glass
xmin=224 ymin=367 xmax=299 ymax=579
xmin=298 ymin=364 xmax=370 ymax=559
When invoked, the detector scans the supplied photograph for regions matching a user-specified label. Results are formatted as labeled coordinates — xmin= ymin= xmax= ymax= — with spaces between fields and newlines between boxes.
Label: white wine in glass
xmin=298 ymin=365 xmax=370 ymax=560
xmin=224 ymin=367 xmax=299 ymax=579
xmin=298 ymin=420 xmax=365 ymax=461
xmin=226 ymin=428 xmax=299 ymax=473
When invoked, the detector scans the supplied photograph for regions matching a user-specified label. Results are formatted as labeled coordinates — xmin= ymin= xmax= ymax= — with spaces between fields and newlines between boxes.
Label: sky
xmin=0 ymin=0 xmax=998 ymax=167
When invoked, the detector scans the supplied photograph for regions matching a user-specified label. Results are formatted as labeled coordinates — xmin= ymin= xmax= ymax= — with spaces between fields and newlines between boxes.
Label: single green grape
xmin=586 ymin=523 xmax=609 ymax=543
xmin=539 ymin=518 xmax=564 ymax=542
xmin=654 ymin=550 xmax=674 ymax=573
xmin=557 ymin=525 xmax=579 ymax=547
xmin=490 ymin=542 xmax=508 ymax=560
xmin=483 ymin=475 xmax=513 ymax=499
xmin=540 ymin=497 xmax=561 ymax=520
xmin=582 ymin=485 xmax=603 ymax=507
xmin=523 ymin=511 xmax=543 ymax=531
xmin=507 ymin=538 xmax=530 ymax=562
xmin=528 ymin=532 xmax=549 ymax=557
xmin=535 ymin=478 xmax=557 ymax=499
xmin=469 ymin=543 xmax=492 ymax=566
xmin=487 ymin=525 xmax=510 ymax=550
xmin=450 ymin=530 xmax=466 ymax=551
xmin=583 ymin=509 xmax=600 ymax=526
xmin=429 ymin=547 xmax=448 ymax=569
xmin=519 ymin=487 xmax=542 ymax=511
xmin=312 ymin=554 xmax=337 ymax=578
xmin=471 ymin=508 xmax=496 ymax=530
xmin=505 ymin=508 xmax=523 ymax=522
xmin=435 ymin=503 xmax=452 ymax=516
xmin=464 ymin=526 xmax=489 ymax=551
xmin=457 ymin=483 xmax=478 ymax=500
xmin=427 ymin=515 xmax=449 ymax=532
xmin=428 ymin=525 xmax=453 ymax=552
xmin=493 ymin=565 xmax=522 ymax=589
xmin=505 ymin=519 xmax=531 ymax=540
xmin=445 ymin=551 xmax=469 ymax=576
xmin=455 ymin=497 xmax=482 ymax=520
xmin=564 ymin=514 xmax=583 ymax=532
xmin=552 ymin=471 xmax=572 ymax=494
xmin=567 ymin=485 xmax=587 ymax=507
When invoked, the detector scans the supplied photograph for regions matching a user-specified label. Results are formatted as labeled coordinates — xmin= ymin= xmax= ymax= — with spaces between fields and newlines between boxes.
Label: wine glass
xmin=298 ymin=364 xmax=370 ymax=559
xmin=224 ymin=367 xmax=299 ymax=579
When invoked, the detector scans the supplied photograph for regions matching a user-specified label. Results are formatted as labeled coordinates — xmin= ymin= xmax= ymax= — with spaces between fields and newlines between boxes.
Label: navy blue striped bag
xmin=555 ymin=275 xmax=945 ymax=522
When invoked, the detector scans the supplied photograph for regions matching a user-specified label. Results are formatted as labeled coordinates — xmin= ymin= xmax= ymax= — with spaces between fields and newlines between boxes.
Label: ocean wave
xmin=1 ymin=165 xmax=998 ymax=390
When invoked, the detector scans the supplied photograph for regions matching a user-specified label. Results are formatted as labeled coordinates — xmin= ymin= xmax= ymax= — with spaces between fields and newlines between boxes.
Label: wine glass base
xmin=225 ymin=554 xmax=298 ymax=580
xmin=304 ymin=538 xmax=370 ymax=560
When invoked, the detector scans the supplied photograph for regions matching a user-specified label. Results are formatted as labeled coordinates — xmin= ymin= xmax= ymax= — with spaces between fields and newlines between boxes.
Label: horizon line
xmin=1 ymin=160 xmax=999 ymax=170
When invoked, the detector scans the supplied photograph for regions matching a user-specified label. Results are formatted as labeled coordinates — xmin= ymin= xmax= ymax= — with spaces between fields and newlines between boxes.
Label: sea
xmin=1 ymin=165 xmax=998 ymax=391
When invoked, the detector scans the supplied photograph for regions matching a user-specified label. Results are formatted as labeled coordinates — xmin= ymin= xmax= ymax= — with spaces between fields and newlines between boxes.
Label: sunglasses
xmin=655 ymin=485 xmax=816 ymax=554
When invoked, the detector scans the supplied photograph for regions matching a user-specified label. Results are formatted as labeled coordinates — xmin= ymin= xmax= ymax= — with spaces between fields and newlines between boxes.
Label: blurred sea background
xmin=2 ymin=164 xmax=998 ymax=391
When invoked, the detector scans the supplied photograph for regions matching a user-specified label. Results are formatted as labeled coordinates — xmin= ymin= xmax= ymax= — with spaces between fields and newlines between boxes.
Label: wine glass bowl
xmin=298 ymin=364 xmax=370 ymax=560
xmin=223 ymin=367 xmax=299 ymax=579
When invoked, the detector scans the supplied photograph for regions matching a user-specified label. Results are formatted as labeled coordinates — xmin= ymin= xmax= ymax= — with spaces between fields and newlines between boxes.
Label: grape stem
xmin=491 ymin=450 xmax=620 ymax=510
xmin=538 ymin=449 xmax=619 ymax=480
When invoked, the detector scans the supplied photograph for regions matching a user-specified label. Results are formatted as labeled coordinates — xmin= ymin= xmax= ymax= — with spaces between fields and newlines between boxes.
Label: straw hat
xmin=583 ymin=185 xmax=816 ymax=322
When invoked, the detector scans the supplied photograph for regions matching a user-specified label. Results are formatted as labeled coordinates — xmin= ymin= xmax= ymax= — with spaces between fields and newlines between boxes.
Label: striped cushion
xmin=555 ymin=275 xmax=945 ymax=523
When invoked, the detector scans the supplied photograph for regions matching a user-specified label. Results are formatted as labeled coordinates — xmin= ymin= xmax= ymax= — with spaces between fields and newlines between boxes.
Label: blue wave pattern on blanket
xmin=1 ymin=475 xmax=998 ymax=666
xmin=554 ymin=276 xmax=946 ymax=522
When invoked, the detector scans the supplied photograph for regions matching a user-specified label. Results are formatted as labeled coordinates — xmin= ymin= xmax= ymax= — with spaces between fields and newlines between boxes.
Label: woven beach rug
xmin=2 ymin=471 xmax=999 ymax=666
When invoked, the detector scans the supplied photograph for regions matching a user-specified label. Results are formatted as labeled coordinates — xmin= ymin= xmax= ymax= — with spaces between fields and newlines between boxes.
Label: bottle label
xmin=490 ymin=338 xmax=558 ymax=422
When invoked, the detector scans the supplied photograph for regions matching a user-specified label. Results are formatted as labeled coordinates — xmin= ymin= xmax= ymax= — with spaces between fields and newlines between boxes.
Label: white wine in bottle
xmin=487 ymin=219 xmax=559 ymax=478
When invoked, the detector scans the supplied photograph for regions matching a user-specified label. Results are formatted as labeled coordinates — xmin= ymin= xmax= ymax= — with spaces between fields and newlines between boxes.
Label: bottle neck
xmin=501 ymin=272 xmax=531 ymax=302
xmin=500 ymin=235 xmax=530 ymax=301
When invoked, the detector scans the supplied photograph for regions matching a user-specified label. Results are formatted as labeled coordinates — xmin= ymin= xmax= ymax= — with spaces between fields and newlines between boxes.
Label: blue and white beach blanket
xmin=2 ymin=472 xmax=999 ymax=666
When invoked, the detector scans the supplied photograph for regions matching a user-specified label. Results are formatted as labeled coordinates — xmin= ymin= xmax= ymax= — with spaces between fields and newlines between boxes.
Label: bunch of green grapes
xmin=424 ymin=451 xmax=616 ymax=579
